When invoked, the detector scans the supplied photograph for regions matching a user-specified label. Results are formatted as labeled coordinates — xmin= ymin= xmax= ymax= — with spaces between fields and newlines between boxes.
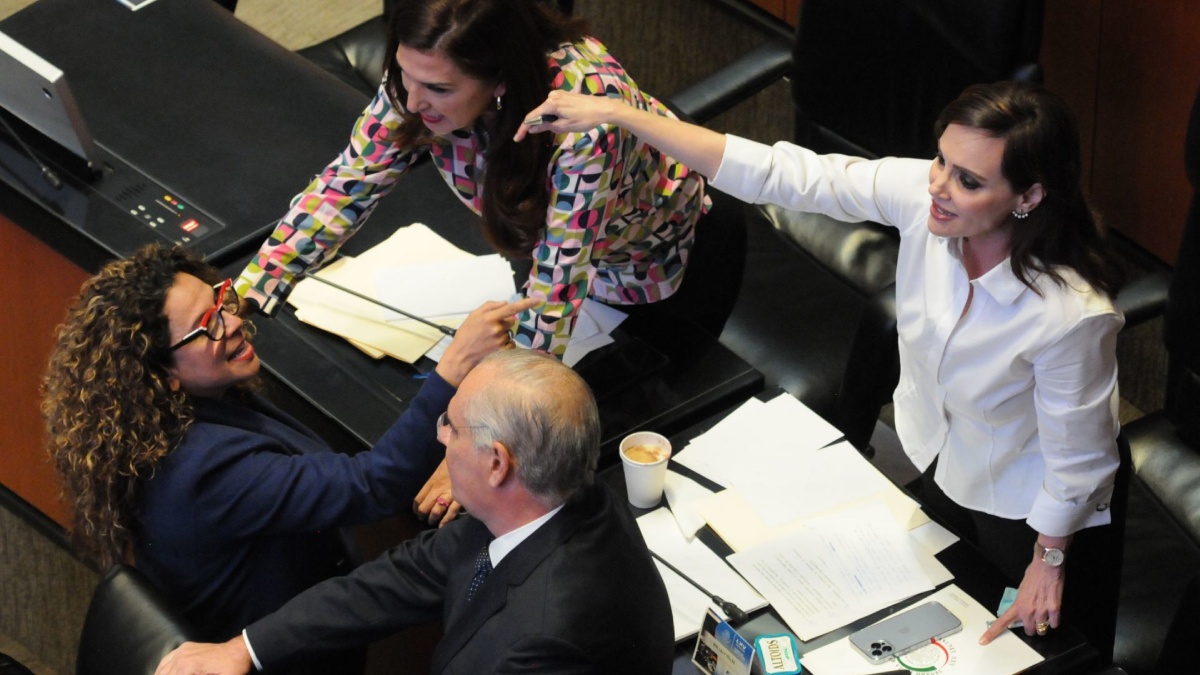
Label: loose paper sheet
xmin=290 ymin=257 xmax=464 ymax=363
xmin=287 ymin=223 xmax=626 ymax=365
xmin=637 ymin=508 xmax=767 ymax=642
xmin=287 ymin=224 xmax=473 ymax=362
xmin=374 ymin=255 xmax=515 ymax=318
xmin=663 ymin=469 xmax=717 ymax=540
xmin=673 ymin=395 xmax=844 ymax=491
xmin=800 ymin=584 xmax=1043 ymax=675
xmin=697 ymin=480 xmax=927 ymax=555
xmin=726 ymin=503 xmax=934 ymax=641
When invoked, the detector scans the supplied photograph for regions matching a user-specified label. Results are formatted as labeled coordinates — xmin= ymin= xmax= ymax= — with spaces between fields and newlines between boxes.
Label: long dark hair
xmin=934 ymin=81 xmax=1124 ymax=296
xmin=384 ymin=0 xmax=588 ymax=256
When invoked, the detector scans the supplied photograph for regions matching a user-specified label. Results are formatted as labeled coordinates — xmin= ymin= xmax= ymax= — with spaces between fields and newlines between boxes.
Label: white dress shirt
xmin=488 ymin=504 xmax=564 ymax=566
xmin=712 ymin=135 xmax=1122 ymax=537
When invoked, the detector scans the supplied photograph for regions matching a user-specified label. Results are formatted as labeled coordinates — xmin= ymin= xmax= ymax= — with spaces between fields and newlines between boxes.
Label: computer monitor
xmin=0 ymin=29 xmax=103 ymax=171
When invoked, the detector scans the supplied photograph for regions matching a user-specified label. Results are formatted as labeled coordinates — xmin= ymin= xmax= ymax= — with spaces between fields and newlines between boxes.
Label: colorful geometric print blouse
xmin=235 ymin=37 xmax=706 ymax=358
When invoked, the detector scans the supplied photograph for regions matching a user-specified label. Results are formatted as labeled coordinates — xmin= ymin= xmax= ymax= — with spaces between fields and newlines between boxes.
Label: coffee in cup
xmin=622 ymin=443 xmax=668 ymax=464
xmin=619 ymin=431 xmax=672 ymax=508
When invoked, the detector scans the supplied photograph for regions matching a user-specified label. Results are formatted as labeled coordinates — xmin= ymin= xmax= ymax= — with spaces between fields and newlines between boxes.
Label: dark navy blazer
xmin=248 ymin=482 xmax=676 ymax=675
xmin=134 ymin=372 xmax=453 ymax=643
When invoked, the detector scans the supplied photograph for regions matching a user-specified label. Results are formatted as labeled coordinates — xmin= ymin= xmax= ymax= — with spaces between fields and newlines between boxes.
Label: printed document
xmin=727 ymin=503 xmax=934 ymax=641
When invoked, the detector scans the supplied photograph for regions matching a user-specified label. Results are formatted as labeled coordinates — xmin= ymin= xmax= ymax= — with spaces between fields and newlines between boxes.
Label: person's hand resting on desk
xmin=154 ymin=636 xmax=251 ymax=675
xmin=979 ymin=534 xmax=1071 ymax=646
xmin=416 ymin=297 xmax=538 ymax=527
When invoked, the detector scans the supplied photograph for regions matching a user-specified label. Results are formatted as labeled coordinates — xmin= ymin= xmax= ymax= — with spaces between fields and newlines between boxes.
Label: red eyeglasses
xmin=168 ymin=279 xmax=240 ymax=351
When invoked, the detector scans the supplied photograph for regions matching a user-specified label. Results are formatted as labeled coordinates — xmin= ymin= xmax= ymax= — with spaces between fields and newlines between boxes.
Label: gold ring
xmin=1035 ymin=621 xmax=1049 ymax=635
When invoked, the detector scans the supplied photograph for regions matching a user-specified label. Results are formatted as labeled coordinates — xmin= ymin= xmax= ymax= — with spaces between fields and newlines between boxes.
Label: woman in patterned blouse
xmin=234 ymin=0 xmax=742 ymax=362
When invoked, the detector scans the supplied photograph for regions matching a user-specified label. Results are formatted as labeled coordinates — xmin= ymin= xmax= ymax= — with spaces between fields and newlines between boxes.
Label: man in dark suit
xmin=156 ymin=349 xmax=674 ymax=675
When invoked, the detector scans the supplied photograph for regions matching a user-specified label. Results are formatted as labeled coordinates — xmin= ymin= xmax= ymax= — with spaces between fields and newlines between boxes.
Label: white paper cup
xmin=619 ymin=431 xmax=672 ymax=508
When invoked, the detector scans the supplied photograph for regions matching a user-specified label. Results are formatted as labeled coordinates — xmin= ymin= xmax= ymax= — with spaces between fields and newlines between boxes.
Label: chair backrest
xmin=1153 ymin=571 xmax=1200 ymax=674
xmin=791 ymin=0 xmax=1045 ymax=159
xmin=0 ymin=653 xmax=34 ymax=675
xmin=76 ymin=565 xmax=198 ymax=675
xmin=1165 ymin=83 xmax=1200 ymax=445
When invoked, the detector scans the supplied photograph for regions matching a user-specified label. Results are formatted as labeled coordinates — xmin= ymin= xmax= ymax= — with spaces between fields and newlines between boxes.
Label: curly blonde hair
xmin=42 ymin=244 xmax=223 ymax=568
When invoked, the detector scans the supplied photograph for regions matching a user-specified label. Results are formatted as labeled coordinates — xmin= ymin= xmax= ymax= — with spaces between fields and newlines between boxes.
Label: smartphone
xmin=848 ymin=601 xmax=963 ymax=664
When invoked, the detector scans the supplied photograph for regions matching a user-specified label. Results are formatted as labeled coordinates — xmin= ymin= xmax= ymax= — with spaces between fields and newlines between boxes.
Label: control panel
xmin=93 ymin=160 xmax=225 ymax=246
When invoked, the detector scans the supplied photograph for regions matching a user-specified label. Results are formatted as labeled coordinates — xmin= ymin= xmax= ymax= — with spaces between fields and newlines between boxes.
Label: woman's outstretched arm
xmin=515 ymin=90 xmax=727 ymax=178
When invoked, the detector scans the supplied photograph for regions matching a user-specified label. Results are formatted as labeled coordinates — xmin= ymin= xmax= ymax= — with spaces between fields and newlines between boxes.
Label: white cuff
xmin=710 ymin=134 xmax=772 ymax=204
xmin=242 ymin=629 xmax=264 ymax=672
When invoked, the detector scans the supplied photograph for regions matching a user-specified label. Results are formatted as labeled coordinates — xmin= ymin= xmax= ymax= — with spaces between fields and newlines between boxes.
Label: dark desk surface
xmin=0 ymin=0 xmax=374 ymax=264
xmin=234 ymin=155 xmax=763 ymax=463
xmin=600 ymin=402 xmax=1101 ymax=675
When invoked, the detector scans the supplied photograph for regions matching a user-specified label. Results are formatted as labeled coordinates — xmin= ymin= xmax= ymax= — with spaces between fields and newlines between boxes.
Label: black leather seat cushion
xmin=297 ymin=15 xmax=389 ymax=100
xmin=718 ymin=204 xmax=899 ymax=424
xmin=0 ymin=653 xmax=34 ymax=675
xmin=77 ymin=565 xmax=198 ymax=675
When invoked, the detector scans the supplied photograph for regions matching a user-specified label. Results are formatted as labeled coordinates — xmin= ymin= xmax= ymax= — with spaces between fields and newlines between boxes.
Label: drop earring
xmin=495 ymin=95 xmax=503 ymax=111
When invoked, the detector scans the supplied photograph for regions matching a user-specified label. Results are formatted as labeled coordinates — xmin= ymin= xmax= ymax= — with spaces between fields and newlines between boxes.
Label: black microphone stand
xmin=304 ymin=272 xmax=457 ymax=337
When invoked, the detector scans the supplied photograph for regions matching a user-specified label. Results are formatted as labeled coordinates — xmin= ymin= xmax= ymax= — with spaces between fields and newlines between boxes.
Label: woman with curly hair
xmin=43 ymin=244 xmax=530 ymax=666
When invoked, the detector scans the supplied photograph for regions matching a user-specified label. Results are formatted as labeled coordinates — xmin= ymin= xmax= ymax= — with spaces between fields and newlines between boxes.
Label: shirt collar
xmin=950 ymin=237 xmax=1034 ymax=306
xmin=488 ymin=504 xmax=564 ymax=567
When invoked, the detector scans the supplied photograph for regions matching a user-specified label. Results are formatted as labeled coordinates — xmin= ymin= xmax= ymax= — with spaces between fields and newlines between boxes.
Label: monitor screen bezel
xmin=0 ymin=29 xmax=104 ymax=170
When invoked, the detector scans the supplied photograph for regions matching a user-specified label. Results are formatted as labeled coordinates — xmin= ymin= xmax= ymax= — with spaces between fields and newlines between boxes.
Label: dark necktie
xmin=466 ymin=543 xmax=493 ymax=603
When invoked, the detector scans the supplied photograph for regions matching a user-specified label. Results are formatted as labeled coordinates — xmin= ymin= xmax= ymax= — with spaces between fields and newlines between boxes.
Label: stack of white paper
xmin=726 ymin=503 xmax=935 ymax=641
xmin=287 ymin=224 xmax=483 ymax=362
xmin=660 ymin=392 xmax=959 ymax=643
xmin=286 ymin=223 xmax=626 ymax=365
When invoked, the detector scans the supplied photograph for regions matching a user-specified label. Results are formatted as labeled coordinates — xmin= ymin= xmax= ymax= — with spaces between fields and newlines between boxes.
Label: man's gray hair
xmin=463 ymin=349 xmax=600 ymax=506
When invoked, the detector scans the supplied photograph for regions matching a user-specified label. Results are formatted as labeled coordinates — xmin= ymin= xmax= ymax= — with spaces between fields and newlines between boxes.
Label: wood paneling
xmin=1042 ymin=0 xmax=1200 ymax=265
xmin=786 ymin=0 xmax=801 ymax=25
xmin=747 ymin=0 xmax=798 ymax=25
xmin=0 ymin=212 xmax=90 ymax=527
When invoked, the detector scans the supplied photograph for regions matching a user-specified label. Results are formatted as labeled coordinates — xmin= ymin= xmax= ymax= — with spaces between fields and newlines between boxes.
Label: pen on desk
xmin=649 ymin=550 xmax=749 ymax=626
xmin=304 ymin=273 xmax=457 ymax=337
xmin=522 ymin=114 xmax=558 ymax=125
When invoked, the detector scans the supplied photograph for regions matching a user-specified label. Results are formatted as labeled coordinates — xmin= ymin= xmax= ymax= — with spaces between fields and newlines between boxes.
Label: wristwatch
xmin=1035 ymin=542 xmax=1066 ymax=567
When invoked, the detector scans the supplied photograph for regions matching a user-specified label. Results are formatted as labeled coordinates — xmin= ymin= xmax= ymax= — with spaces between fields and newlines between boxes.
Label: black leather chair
xmin=76 ymin=565 xmax=198 ymax=675
xmin=295 ymin=0 xmax=398 ymax=99
xmin=1102 ymin=83 xmax=1200 ymax=675
xmin=0 ymin=653 xmax=34 ymax=675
